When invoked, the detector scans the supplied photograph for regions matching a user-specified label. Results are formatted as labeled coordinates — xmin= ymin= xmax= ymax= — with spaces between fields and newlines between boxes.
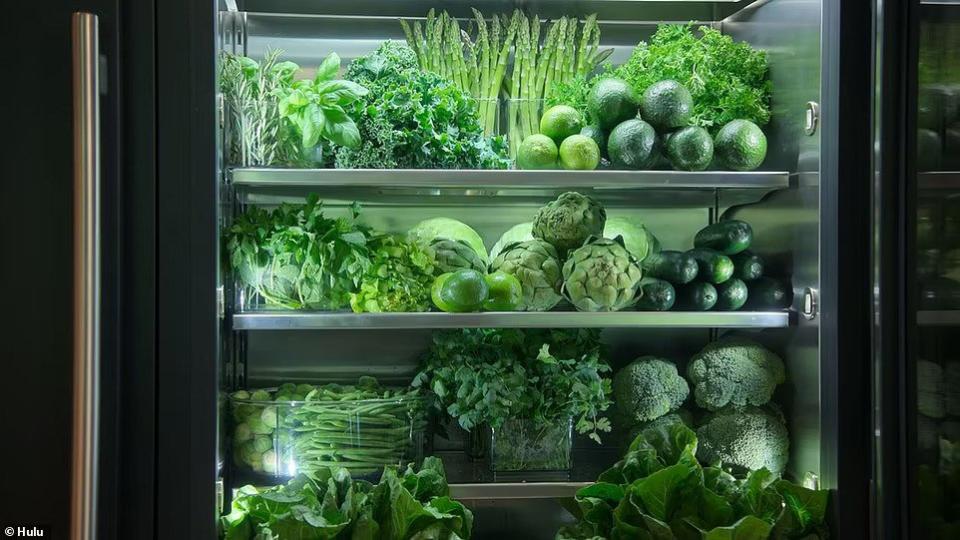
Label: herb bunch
xmin=413 ymin=328 xmax=613 ymax=443
xmin=337 ymin=42 xmax=510 ymax=170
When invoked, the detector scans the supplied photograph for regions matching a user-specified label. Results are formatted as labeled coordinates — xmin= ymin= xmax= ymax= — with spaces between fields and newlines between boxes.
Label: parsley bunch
xmin=614 ymin=24 xmax=771 ymax=130
xmin=413 ymin=328 xmax=613 ymax=443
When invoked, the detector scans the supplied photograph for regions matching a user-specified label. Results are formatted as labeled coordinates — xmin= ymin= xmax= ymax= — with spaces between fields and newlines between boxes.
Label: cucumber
xmin=686 ymin=248 xmax=734 ymax=284
xmin=746 ymin=277 xmax=792 ymax=309
xmin=715 ymin=278 xmax=748 ymax=310
xmin=731 ymin=250 xmax=764 ymax=281
xmin=694 ymin=220 xmax=753 ymax=255
xmin=636 ymin=277 xmax=676 ymax=311
xmin=644 ymin=250 xmax=698 ymax=284
xmin=677 ymin=282 xmax=718 ymax=311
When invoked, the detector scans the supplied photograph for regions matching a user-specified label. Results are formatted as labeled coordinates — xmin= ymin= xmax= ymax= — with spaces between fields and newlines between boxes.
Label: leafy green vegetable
xmin=278 ymin=53 xmax=368 ymax=151
xmin=350 ymin=234 xmax=436 ymax=313
xmin=225 ymin=196 xmax=372 ymax=310
xmin=221 ymin=458 xmax=473 ymax=540
xmin=556 ymin=424 xmax=831 ymax=540
xmin=337 ymin=42 xmax=510 ymax=170
xmin=230 ymin=377 xmax=427 ymax=477
xmin=220 ymin=50 xmax=303 ymax=166
xmin=413 ymin=328 xmax=613 ymax=444
xmin=615 ymin=24 xmax=770 ymax=131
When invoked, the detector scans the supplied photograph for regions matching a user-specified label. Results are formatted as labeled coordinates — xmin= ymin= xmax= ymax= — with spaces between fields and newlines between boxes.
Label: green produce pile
xmin=220 ymin=51 xmax=369 ymax=168
xmin=230 ymin=377 xmax=427 ymax=477
xmin=226 ymin=197 xmax=439 ymax=312
xmin=337 ymin=42 xmax=510 ymax=170
xmin=413 ymin=328 xmax=613 ymax=449
xmin=555 ymin=422 xmax=829 ymax=540
xmin=612 ymin=337 xmax=789 ymax=476
xmin=221 ymin=457 xmax=473 ymax=540
xmin=639 ymin=219 xmax=792 ymax=312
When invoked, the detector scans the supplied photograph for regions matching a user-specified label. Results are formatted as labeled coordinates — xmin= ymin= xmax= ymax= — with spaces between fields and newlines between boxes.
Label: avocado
xmin=715 ymin=278 xmax=748 ymax=310
xmin=665 ymin=126 xmax=714 ymax=171
xmin=694 ymin=220 xmax=753 ymax=255
xmin=640 ymin=80 xmax=694 ymax=130
xmin=747 ymin=277 xmax=792 ymax=310
xmin=636 ymin=277 xmax=676 ymax=311
xmin=608 ymin=119 xmax=661 ymax=170
xmin=714 ymin=120 xmax=768 ymax=171
xmin=588 ymin=78 xmax=639 ymax=130
xmin=580 ymin=125 xmax=608 ymax=159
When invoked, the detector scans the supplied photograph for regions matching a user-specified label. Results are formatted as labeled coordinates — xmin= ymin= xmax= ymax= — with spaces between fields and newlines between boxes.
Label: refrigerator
xmin=5 ymin=0 xmax=910 ymax=538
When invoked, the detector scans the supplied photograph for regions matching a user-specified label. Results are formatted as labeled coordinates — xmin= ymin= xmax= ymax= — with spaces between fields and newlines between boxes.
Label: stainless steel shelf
xmin=232 ymin=311 xmax=791 ymax=330
xmin=231 ymin=167 xmax=791 ymax=190
xmin=449 ymin=482 xmax=589 ymax=500
xmin=917 ymin=310 xmax=960 ymax=326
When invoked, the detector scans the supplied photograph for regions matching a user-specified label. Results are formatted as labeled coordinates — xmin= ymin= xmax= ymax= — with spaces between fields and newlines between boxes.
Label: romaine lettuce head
xmin=408 ymin=218 xmax=487 ymax=264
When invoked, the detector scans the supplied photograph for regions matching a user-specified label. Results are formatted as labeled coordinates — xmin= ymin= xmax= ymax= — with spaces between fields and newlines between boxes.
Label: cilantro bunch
xmin=613 ymin=24 xmax=771 ymax=130
xmin=413 ymin=328 xmax=613 ymax=443
xmin=336 ymin=42 xmax=510 ymax=170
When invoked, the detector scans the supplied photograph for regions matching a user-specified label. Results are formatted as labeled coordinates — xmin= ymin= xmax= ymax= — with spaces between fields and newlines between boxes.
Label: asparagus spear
xmin=509 ymin=12 xmax=528 ymax=155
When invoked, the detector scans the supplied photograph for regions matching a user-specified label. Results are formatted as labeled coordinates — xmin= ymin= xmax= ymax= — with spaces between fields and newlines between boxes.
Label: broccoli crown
xmin=612 ymin=356 xmax=689 ymax=423
xmin=696 ymin=405 xmax=789 ymax=474
xmin=686 ymin=337 xmax=786 ymax=411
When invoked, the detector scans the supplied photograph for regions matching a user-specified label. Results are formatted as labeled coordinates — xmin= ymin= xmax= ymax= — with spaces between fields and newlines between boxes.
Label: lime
xmin=559 ymin=134 xmax=601 ymax=170
xmin=540 ymin=105 xmax=583 ymax=144
xmin=483 ymin=271 xmax=523 ymax=311
xmin=517 ymin=134 xmax=559 ymax=170
xmin=433 ymin=269 xmax=489 ymax=312
xmin=714 ymin=119 xmax=767 ymax=171
xmin=587 ymin=78 xmax=639 ymax=130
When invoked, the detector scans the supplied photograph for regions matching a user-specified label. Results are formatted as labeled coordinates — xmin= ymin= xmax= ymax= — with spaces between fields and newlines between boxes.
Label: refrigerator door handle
xmin=71 ymin=12 xmax=100 ymax=540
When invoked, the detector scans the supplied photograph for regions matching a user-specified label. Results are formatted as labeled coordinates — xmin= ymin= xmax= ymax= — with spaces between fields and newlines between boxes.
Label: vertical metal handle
xmin=72 ymin=12 xmax=100 ymax=540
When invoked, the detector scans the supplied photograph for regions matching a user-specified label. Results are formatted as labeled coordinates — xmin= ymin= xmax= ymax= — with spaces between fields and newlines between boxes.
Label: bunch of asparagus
xmin=401 ymin=10 xmax=610 ymax=155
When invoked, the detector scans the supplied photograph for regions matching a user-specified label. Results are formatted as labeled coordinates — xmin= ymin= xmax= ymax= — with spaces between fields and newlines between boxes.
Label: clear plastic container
xmin=504 ymin=98 xmax=546 ymax=160
xmin=230 ymin=389 xmax=426 ymax=479
xmin=489 ymin=417 xmax=573 ymax=478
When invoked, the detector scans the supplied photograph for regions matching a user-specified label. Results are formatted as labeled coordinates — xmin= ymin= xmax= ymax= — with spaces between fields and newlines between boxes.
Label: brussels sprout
xmin=274 ymin=394 xmax=292 ymax=402
xmin=278 ymin=383 xmax=297 ymax=394
xmin=261 ymin=450 xmax=278 ymax=474
xmin=562 ymin=237 xmax=643 ymax=311
xmin=232 ymin=390 xmax=251 ymax=400
xmin=295 ymin=383 xmax=314 ymax=396
xmin=261 ymin=406 xmax=278 ymax=428
xmin=234 ymin=423 xmax=253 ymax=443
xmin=532 ymin=192 xmax=607 ymax=254
xmin=490 ymin=239 xmax=564 ymax=311
xmin=250 ymin=389 xmax=272 ymax=402
xmin=248 ymin=416 xmax=273 ymax=435
xmin=252 ymin=435 xmax=272 ymax=454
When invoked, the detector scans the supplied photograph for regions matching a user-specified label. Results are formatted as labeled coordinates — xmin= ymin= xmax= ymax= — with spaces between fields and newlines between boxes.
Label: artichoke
xmin=532 ymin=192 xmax=607 ymax=254
xmin=489 ymin=239 xmax=564 ymax=311
xmin=430 ymin=238 xmax=487 ymax=275
xmin=562 ymin=237 xmax=643 ymax=312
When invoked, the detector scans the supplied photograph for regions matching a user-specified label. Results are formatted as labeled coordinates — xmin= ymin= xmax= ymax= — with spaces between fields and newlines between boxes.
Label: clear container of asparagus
xmin=229 ymin=377 xmax=427 ymax=479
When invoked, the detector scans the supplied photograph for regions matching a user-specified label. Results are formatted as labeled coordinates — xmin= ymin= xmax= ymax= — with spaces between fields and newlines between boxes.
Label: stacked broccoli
xmin=612 ymin=336 xmax=789 ymax=476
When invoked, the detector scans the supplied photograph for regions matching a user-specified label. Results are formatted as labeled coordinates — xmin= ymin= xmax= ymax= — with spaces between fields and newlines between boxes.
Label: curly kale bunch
xmin=338 ymin=41 xmax=510 ymax=169
xmin=612 ymin=356 xmax=689 ymax=423
xmin=686 ymin=337 xmax=786 ymax=411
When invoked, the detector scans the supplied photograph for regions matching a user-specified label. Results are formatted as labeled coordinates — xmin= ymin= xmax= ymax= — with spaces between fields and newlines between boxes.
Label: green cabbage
xmin=603 ymin=217 xmax=651 ymax=262
xmin=408 ymin=218 xmax=487 ymax=264
xmin=489 ymin=222 xmax=533 ymax=260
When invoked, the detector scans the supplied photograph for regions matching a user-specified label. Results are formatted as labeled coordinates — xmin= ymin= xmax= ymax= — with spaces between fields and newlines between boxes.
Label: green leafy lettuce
xmin=556 ymin=422 xmax=831 ymax=540
xmin=221 ymin=457 xmax=473 ymax=540
xmin=413 ymin=328 xmax=613 ymax=443
xmin=349 ymin=234 xmax=436 ymax=313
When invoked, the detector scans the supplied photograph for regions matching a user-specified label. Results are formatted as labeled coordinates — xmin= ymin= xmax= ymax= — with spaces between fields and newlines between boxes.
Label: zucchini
xmin=731 ymin=250 xmax=764 ymax=281
xmin=686 ymin=248 xmax=734 ymax=284
xmin=644 ymin=250 xmax=698 ymax=284
xmin=715 ymin=278 xmax=748 ymax=310
xmin=677 ymin=282 xmax=718 ymax=311
xmin=694 ymin=220 xmax=753 ymax=255
xmin=746 ymin=277 xmax=792 ymax=310
xmin=636 ymin=277 xmax=676 ymax=311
